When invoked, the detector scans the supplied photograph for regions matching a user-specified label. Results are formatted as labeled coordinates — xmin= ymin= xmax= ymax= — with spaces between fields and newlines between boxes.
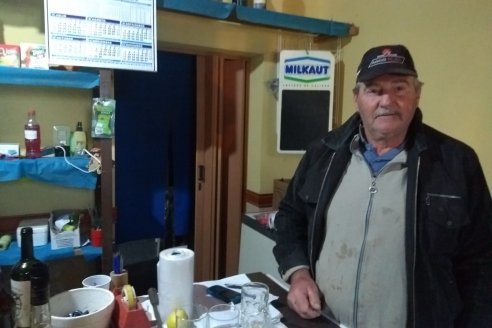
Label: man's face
xmin=354 ymin=74 xmax=421 ymax=144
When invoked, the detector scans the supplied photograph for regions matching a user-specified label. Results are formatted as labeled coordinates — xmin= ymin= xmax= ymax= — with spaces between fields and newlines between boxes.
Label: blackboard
xmin=278 ymin=89 xmax=331 ymax=153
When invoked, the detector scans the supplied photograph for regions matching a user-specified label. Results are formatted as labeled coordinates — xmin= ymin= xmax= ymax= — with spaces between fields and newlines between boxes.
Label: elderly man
xmin=273 ymin=44 xmax=492 ymax=327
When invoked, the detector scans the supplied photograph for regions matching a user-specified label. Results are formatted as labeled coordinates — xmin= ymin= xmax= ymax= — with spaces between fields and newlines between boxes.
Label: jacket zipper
xmin=352 ymin=174 xmax=378 ymax=327
xmin=410 ymin=157 xmax=420 ymax=328
xmin=309 ymin=152 xmax=336 ymax=274
xmin=425 ymin=193 xmax=461 ymax=205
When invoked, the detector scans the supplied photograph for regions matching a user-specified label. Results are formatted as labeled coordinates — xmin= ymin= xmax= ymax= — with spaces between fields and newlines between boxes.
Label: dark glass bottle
xmin=10 ymin=227 xmax=48 ymax=328
xmin=30 ymin=263 xmax=51 ymax=328
xmin=24 ymin=109 xmax=41 ymax=158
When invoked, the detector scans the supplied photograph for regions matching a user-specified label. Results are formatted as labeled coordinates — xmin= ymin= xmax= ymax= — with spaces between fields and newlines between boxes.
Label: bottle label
xmin=24 ymin=130 xmax=38 ymax=140
xmin=10 ymin=279 xmax=31 ymax=327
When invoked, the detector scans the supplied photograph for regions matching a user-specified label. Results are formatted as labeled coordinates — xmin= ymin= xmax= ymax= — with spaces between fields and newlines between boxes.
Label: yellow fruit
xmin=166 ymin=308 xmax=188 ymax=328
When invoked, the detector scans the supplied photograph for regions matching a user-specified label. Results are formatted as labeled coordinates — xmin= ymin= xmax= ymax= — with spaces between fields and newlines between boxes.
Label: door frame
xmin=194 ymin=54 xmax=247 ymax=281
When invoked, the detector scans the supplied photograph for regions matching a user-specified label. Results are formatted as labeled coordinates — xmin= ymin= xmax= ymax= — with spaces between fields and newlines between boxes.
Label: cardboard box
xmin=16 ymin=216 xmax=51 ymax=247
xmin=0 ymin=44 xmax=21 ymax=67
xmin=50 ymin=209 xmax=82 ymax=250
xmin=272 ymin=179 xmax=291 ymax=209
xmin=20 ymin=43 xmax=49 ymax=69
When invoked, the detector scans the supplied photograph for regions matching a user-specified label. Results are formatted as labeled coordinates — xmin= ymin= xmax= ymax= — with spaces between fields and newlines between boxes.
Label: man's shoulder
xmin=421 ymin=124 xmax=475 ymax=153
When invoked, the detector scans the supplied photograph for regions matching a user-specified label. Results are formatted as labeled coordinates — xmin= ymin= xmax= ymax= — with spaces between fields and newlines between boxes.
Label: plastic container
xmin=70 ymin=122 xmax=86 ymax=156
xmin=16 ymin=217 xmax=50 ymax=247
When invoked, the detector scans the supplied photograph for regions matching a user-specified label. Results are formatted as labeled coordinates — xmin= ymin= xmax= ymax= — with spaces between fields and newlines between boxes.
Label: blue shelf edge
xmin=0 ymin=242 xmax=102 ymax=266
xmin=158 ymin=0 xmax=235 ymax=19
xmin=235 ymin=6 xmax=351 ymax=37
xmin=0 ymin=157 xmax=97 ymax=190
xmin=157 ymin=0 xmax=354 ymax=37
xmin=0 ymin=66 xmax=100 ymax=89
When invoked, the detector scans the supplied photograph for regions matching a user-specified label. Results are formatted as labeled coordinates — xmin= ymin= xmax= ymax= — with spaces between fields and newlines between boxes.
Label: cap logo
xmin=368 ymin=48 xmax=405 ymax=68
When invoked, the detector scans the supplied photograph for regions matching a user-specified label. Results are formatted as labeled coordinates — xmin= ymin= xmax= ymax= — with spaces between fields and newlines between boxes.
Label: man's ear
xmin=353 ymin=94 xmax=360 ymax=112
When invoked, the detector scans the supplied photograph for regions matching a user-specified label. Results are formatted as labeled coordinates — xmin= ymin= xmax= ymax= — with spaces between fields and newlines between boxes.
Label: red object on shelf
xmin=90 ymin=228 xmax=103 ymax=247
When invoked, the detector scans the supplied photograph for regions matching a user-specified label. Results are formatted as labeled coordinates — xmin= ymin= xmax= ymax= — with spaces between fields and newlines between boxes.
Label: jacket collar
xmin=322 ymin=108 xmax=428 ymax=153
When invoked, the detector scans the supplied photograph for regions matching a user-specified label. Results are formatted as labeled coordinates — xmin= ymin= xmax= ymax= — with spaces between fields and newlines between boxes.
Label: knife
xmin=148 ymin=287 xmax=163 ymax=327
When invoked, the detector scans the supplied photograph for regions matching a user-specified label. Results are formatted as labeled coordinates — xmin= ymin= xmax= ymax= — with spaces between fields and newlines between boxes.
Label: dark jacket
xmin=273 ymin=109 xmax=492 ymax=327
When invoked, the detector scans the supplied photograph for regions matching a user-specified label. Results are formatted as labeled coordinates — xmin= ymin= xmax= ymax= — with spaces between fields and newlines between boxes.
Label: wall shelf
xmin=0 ymin=66 xmax=100 ymax=89
xmin=158 ymin=0 xmax=357 ymax=37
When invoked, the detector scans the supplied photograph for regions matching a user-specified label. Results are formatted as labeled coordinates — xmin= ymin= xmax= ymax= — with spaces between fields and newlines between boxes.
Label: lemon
xmin=166 ymin=308 xmax=188 ymax=328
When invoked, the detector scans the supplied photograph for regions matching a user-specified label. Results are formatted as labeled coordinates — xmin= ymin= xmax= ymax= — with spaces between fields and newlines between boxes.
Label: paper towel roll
xmin=157 ymin=247 xmax=194 ymax=321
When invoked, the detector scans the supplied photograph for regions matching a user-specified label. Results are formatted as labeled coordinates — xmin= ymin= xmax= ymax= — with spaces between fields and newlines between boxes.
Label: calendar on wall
xmin=44 ymin=0 xmax=157 ymax=72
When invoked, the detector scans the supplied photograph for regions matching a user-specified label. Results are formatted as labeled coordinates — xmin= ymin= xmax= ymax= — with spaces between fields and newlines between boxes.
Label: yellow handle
xmin=122 ymin=284 xmax=137 ymax=310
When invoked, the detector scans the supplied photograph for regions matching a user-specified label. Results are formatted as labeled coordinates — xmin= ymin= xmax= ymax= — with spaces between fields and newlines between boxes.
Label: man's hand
xmin=287 ymin=268 xmax=322 ymax=319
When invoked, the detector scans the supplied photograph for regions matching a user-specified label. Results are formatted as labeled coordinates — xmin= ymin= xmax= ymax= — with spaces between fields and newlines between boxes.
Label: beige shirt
xmin=316 ymin=138 xmax=408 ymax=328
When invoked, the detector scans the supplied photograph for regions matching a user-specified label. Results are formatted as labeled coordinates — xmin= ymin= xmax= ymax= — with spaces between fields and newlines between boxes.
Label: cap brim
xmin=357 ymin=67 xmax=417 ymax=82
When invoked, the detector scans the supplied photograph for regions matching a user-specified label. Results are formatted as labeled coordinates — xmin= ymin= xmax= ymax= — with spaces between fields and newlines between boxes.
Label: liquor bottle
xmin=10 ymin=227 xmax=48 ymax=328
xmin=24 ymin=109 xmax=41 ymax=158
xmin=253 ymin=0 xmax=266 ymax=9
xmin=0 ymin=268 xmax=14 ymax=328
xmin=70 ymin=121 xmax=87 ymax=156
xmin=30 ymin=263 xmax=51 ymax=328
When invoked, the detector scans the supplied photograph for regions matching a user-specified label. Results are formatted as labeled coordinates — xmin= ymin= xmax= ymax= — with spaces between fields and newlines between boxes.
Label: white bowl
xmin=50 ymin=287 xmax=115 ymax=328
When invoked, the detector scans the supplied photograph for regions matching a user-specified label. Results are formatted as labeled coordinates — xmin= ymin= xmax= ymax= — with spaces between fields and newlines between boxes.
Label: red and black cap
xmin=356 ymin=44 xmax=418 ymax=82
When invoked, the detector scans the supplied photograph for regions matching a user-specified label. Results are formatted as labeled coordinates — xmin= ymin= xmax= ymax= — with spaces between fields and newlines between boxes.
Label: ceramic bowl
xmin=50 ymin=287 xmax=114 ymax=328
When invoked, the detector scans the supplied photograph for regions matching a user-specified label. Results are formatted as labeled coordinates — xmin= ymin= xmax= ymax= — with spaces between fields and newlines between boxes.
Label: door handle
xmin=198 ymin=165 xmax=205 ymax=182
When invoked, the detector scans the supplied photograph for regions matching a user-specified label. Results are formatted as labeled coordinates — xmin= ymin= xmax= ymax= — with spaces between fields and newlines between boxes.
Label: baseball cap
xmin=356 ymin=44 xmax=417 ymax=82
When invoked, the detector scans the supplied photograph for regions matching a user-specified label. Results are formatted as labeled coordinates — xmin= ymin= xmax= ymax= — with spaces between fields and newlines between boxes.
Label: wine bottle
xmin=30 ymin=262 xmax=51 ymax=328
xmin=10 ymin=227 xmax=47 ymax=328
xmin=24 ymin=109 xmax=41 ymax=158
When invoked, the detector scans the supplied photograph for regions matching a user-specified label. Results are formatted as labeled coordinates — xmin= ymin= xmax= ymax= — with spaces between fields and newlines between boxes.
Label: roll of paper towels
xmin=157 ymin=247 xmax=194 ymax=321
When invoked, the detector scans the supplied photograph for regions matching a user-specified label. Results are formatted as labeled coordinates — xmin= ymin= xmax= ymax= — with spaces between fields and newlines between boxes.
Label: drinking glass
xmin=208 ymin=303 xmax=240 ymax=328
xmin=176 ymin=304 xmax=208 ymax=328
xmin=240 ymin=282 xmax=271 ymax=328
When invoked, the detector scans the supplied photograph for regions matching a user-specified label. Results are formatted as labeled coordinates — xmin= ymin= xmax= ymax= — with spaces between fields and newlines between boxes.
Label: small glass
xmin=176 ymin=304 xmax=208 ymax=328
xmin=240 ymin=282 xmax=271 ymax=328
xmin=208 ymin=303 xmax=240 ymax=328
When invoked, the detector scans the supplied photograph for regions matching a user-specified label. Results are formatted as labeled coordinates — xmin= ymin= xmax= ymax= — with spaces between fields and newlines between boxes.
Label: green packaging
xmin=91 ymin=98 xmax=116 ymax=138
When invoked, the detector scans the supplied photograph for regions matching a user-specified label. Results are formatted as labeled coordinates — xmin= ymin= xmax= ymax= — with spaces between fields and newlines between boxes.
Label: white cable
xmin=55 ymin=145 xmax=101 ymax=174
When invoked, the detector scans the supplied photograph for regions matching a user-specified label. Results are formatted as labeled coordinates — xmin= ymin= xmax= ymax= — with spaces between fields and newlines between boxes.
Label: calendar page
xmin=44 ymin=0 xmax=157 ymax=72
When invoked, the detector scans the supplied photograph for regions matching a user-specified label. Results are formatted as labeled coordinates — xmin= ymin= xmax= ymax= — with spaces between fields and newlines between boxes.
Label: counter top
xmin=242 ymin=212 xmax=276 ymax=241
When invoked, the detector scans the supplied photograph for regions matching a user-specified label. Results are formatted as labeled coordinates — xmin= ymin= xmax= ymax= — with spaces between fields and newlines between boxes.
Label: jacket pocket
xmin=424 ymin=193 xmax=469 ymax=254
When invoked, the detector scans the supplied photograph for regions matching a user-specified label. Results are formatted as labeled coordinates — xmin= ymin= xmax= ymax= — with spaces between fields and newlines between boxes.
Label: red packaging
xmin=0 ymin=44 xmax=21 ymax=67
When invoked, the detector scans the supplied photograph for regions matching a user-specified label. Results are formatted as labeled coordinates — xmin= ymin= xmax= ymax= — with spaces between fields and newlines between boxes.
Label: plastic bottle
xmin=70 ymin=121 xmax=87 ymax=156
xmin=10 ymin=227 xmax=49 ymax=328
xmin=253 ymin=0 xmax=266 ymax=9
xmin=24 ymin=109 xmax=41 ymax=158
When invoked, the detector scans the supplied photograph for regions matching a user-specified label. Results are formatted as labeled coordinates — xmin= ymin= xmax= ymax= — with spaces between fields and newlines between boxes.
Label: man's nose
xmin=379 ymin=92 xmax=394 ymax=106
